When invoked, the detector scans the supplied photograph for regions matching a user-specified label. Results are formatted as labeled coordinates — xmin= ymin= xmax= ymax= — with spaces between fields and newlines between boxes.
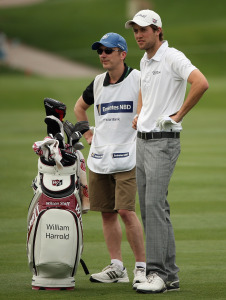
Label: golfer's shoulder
xmin=165 ymin=46 xmax=187 ymax=61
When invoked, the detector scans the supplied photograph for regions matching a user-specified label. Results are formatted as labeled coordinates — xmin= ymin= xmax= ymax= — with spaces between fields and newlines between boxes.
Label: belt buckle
xmin=139 ymin=132 xmax=146 ymax=139
xmin=142 ymin=132 xmax=154 ymax=139
xmin=144 ymin=132 xmax=153 ymax=139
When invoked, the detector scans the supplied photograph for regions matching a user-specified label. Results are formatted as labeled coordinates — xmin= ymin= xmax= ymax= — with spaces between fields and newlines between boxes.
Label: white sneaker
xmin=90 ymin=263 xmax=129 ymax=283
xmin=132 ymin=267 xmax=146 ymax=289
xmin=136 ymin=273 xmax=167 ymax=294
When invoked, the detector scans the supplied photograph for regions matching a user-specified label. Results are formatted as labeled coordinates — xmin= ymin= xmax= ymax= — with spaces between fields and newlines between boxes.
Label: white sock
xmin=111 ymin=259 xmax=124 ymax=270
xmin=135 ymin=262 xmax=146 ymax=269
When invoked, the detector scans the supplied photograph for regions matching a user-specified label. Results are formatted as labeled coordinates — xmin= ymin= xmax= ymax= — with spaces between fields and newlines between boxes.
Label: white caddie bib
xmin=87 ymin=70 xmax=140 ymax=174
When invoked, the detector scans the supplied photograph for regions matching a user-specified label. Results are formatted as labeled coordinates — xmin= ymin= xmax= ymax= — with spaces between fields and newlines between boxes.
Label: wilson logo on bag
xmin=52 ymin=180 xmax=63 ymax=186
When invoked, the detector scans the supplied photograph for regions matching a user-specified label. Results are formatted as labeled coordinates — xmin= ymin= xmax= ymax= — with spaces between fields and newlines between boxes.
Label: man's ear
xmin=157 ymin=27 xmax=162 ymax=36
xmin=121 ymin=51 xmax=127 ymax=60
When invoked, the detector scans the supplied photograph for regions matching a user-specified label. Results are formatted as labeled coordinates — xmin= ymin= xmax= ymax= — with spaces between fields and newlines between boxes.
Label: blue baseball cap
xmin=92 ymin=32 xmax=128 ymax=52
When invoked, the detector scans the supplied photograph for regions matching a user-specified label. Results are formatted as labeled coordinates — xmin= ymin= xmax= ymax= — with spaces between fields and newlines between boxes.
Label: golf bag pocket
xmin=27 ymin=207 xmax=83 ymax=288
xmin=40 ymin=173 xmax=76 ymax=199
xmin=38 ymin=158 xmax=78 ymax=198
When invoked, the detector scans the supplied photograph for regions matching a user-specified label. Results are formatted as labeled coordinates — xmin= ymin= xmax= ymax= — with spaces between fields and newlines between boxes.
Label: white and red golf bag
xmin=27 ymin=98 xmax=90 ymax=290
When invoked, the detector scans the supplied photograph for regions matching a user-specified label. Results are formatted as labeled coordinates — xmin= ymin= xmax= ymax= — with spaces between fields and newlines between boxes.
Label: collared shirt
xmin=83 ymin=63 xmax=133 ymax=105
xmin=137 ymin=41 xmax=197 ymax=132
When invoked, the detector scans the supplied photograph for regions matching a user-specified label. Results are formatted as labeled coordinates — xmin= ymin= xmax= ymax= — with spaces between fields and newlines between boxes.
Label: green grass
xmin=0 ymin=0 xmax=225 ymax=76
xmin=0 ymin=74 xmax=226 ymax=299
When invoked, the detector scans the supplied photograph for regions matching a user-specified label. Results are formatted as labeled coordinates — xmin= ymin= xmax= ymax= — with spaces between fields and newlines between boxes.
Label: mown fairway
xmin=0 ymin=74 xmax=225 ymax=300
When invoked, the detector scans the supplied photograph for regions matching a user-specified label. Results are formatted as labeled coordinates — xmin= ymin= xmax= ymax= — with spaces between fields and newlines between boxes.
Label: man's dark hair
xmin=150 ymin=24 xmax=163 ymax=41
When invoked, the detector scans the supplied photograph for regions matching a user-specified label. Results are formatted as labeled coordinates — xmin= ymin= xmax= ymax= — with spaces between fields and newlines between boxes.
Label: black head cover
xmin=44 ymin=98 xmax=66 ymax=121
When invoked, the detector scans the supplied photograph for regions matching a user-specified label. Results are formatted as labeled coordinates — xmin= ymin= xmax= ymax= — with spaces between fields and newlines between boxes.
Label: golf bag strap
xmin=80 ymin=259 xmax=89 ymax=275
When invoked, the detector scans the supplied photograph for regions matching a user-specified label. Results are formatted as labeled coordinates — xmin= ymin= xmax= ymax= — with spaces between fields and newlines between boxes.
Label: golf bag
xmin=27 ymin=98 xmax=90 ymax=290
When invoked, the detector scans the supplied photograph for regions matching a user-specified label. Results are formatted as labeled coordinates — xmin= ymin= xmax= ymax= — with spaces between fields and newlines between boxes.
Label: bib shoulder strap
xmin=93 ymin=72 xmax=106 ymax=102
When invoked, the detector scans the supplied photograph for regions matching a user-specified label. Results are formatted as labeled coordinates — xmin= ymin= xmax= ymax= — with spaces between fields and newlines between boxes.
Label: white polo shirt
xmin=137 ymin=41 xmax=197 ymax=132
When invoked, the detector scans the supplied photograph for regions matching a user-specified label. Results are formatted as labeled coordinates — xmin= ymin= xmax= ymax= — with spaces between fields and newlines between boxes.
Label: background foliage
xmin=0 ymin=0 xmax=225 ymax=76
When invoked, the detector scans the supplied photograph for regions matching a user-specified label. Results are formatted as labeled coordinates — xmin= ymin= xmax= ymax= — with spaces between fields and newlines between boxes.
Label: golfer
xmin=125 ymin=10 xmax=209 ymax=293
xmin=74 ymin=32 xmax=146 ymax=288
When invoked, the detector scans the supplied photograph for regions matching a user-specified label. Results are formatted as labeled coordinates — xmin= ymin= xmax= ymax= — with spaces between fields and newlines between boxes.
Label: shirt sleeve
xmin=168 ymin=49 xmax=197 ymax=81
xmin=82 ymin=80 xmax=94 ymax=105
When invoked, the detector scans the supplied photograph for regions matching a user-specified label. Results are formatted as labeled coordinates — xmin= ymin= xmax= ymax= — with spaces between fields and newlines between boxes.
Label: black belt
xmin=137 ymin=131 xmax=180 ymax=140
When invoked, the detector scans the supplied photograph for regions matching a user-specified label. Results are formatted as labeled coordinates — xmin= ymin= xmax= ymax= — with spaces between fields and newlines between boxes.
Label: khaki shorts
xmin=89 ymin=167 xmax=136 ymax=213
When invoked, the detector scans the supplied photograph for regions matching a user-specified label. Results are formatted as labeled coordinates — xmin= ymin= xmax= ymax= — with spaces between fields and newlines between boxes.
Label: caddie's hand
xmin=132 ymin=114 xmax=139 ymax=130
xmin=156 ymin=115 xmax=179 ymax=131
xmin=83 ymin=129 xmax=93 ymax=145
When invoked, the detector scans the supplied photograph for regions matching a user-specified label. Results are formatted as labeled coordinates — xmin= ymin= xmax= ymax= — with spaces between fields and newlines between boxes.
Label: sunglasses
xmin=97 ymin=48 xmax=120 ymax=55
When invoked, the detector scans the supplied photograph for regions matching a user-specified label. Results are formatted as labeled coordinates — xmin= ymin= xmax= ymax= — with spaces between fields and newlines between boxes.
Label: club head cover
xmin=44 ymin=98 xmax=66 ymax=121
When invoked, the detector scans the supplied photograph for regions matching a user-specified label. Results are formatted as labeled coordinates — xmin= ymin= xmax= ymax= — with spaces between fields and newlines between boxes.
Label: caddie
xmin=74 ymin=32 xmax=146 ymax=288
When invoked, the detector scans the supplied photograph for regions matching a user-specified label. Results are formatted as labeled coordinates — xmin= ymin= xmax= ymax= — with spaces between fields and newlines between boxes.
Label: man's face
xmin=132 ymin=24 xmax=160 ymax=52
xmin=97 ymin=46 xmax=126 ymax=70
